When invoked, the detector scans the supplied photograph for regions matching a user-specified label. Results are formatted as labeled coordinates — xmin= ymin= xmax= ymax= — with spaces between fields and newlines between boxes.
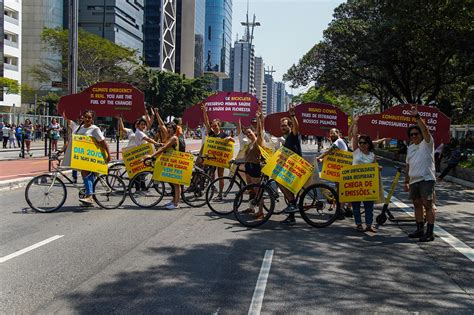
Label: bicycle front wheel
xmin=233 ymin=183 xmax=275 ymax=227
xmin=25 ymin=174 xmax=67 ymax=213
xmin=128 ymin=171 xmax=165 ymax=208
xmin=181 ymin=172 xmax=212 ymax=208
xmin=108 ymin=161 xmax=129 ymax=184
xmin=93 ymin=174 xmax=127 ymax=209
xmin=298 ymin=183 xmax=340 ymax=228
xmin=206 ymin=176 xmax=241 ymax=215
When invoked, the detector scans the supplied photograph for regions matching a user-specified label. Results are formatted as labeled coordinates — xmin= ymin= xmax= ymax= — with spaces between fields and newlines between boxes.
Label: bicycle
xmin=205 ymin=159 xmax=286 ymax=215
xmin=233 ymin=172 xmax=340 ymax=228
xmin=130 ymin=153 xmax=215 ymax=208
xmin=25 ymin=153 xmax=127 ymax=213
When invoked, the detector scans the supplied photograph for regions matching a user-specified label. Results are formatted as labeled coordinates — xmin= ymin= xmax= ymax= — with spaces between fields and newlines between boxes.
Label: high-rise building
xmin=79 ymin=0 xmax=144 ymax=57
xmin=144 ymin=0 xmax=176 ymax=71
xmin=1 ymin=0 xmax=21 ymax=113
xmin=254 ymin=56 xmax=264 ymax=100
xmin=175 ymin=0 xmax=205 ymax=78
xmin=204 ymin=0 xmax=232 ymax=77
xmin=22 ymin=0 xmax=63 ymax=91
xmin=275 ymin=81 xmax=287 ymax=113
xmin=264 ymin=73 xmax=276 ymax=114
xmin=233 ymin=40 xmax=255 ymax=94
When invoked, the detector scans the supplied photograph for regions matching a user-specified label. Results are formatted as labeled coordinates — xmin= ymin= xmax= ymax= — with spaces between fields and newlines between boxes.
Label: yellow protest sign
xmin=122 ymin=143 xmax=154 ymax=179
xmin=152 ymin=150 xmax=194 ymax=186
xmin=261 ymin=147 xmax=314 ymax=195
xmin=258 ymin=145 xmax=273 ymax=161
xmin=339 ymin=163 xmax=380 ymax=202
xmin=202 ymin=137 xmax=234 ymax=168
xmin=70 ymin=135 xmax=108 ymax=174
xmin=320 ymin=149 xmax=353 ymax=182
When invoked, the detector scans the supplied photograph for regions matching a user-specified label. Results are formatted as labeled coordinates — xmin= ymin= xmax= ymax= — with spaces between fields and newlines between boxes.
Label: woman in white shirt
xmin=350 ymin=117 xmax=377 ymax=233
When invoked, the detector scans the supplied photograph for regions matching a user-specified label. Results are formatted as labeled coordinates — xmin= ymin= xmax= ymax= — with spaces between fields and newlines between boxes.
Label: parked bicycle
xmin=25 ymin=152 xmax=127 ymax=213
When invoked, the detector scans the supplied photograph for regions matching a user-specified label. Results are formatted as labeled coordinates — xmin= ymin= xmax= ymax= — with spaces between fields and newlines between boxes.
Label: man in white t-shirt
xmin=404 ymin=106 xmax=436 ymax=242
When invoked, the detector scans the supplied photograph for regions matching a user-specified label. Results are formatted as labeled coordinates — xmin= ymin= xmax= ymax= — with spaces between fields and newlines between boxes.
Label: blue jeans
xmin=352 ymin=201 xmax=374 ymax=226
xmin=83 ymin=172 xmax=96 ymax=196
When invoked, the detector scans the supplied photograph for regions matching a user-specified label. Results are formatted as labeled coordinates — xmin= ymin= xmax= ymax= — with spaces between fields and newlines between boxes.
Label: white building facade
xmin=1 ymin=0 xmax=21 ymax=113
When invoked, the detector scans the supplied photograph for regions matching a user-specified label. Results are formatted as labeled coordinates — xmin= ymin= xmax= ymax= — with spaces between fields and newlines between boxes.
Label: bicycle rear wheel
xmin=93 ymin=174 xmax=127 ymax=209
xmin=25 ymin=174 xmax=67 ymax=213
xmin=298 ymin=183 xmax=340 ymax=228
xmin=128 ymin=171 xmax=165 ymax=208
xmin=181 ymin=172 xmax=212 ymax=208
xmin=206 ymin=176 xmax=241 ymax=215
xmin=233 ymin=183 xmax=275 ymax=227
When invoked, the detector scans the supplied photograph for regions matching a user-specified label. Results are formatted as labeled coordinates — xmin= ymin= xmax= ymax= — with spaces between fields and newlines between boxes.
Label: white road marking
xmin=248 ymin=249 xmax=274 ymax=315
xmin=388 ymin=194 xmax=474 ymax=262
xmin=0 ymin=235 xmax=64 ymax=263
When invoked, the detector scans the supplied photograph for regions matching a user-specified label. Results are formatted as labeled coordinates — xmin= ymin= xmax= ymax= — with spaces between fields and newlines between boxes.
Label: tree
xmin=284 ymin=0 xmax=473 ymax=112
xmin=0 ymin=77 xmax=20 ymax=95
xmin=29 ymin=27 xmax=139 ymax=89
xmin=130 ymin=67 xmax=212 ymax=118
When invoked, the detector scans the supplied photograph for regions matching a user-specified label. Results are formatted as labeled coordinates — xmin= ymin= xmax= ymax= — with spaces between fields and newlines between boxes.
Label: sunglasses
xmin=358 ymin=141 xmax=368 ymax=144
xmin=409 ymin=132 xmax=420 ymax=137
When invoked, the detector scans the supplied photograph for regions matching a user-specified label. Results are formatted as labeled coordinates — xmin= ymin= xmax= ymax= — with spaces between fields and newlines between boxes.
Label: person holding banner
xmin=350 ymin=117 xmax=377 ymax=233
xmin=278 ymin=104 xmax=303 ymax=225
xmin=200 ymin=104 xmax=234 ymax=192
xmin=404 ymin=105 xmax=436 ymax=242
xmin=148 ymin=122 xmax=185 ymax=210
xmin=64 ymin=110 xmax=111 ymax=206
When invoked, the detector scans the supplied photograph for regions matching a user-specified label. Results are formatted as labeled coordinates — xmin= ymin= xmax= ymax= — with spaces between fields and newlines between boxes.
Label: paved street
xmin=0 ymin=142 xmax=473 ymax=314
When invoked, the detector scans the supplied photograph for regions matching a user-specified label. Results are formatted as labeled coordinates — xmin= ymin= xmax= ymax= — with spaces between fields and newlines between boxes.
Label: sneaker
xmin=165 ymin=203 xmax=179 ymax=210
xmin=79 ymin=196 xmax=93 ymax=205
xmin=280 ymin=216 xmax=296 ymax=225
xmin=283 ymin=203 xmax=298 ymax=213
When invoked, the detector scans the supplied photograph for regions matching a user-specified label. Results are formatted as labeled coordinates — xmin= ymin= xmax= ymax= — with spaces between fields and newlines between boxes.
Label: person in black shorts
xmin=278 ymin=104 xmax=303 ymax=225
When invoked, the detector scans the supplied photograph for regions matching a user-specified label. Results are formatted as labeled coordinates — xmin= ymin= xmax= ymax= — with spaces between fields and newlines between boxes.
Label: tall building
xmin=254 ymin=56 xmax=264 ymax=100
xmin=264 ymin=73 xmax=276 ymax=114
xmin=79 ymin=0 xmax=144 ymax=57
xmin=22 ymin=0 xmax=63 ymax=91
xmin=144 ymin=0 xmax=176 ymax=71
xmin=1 ymin=0 xmax=21 ymax=113
xmin=275 ymin=81 xmax=287 ymax=113
xmin=175 ymin=0 xmax=205 ymax=78
xmin=204 ymin=0 xmax=232 ymax=77
xmin=230 ymin=40 xmax=255 ymax=94
xmin=261 ymin=81 xmax=267 ymax=115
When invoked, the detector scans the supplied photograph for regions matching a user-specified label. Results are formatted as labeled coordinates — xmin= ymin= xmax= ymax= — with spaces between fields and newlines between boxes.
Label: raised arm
xmin=200 ymin=104 xmax=211 ymax=133
xmin=288 ymin=104 xmax=299 ymax=135
xmin=256 ymin=109 xmax=264 ymax=146
xmin=236 ymin=119 xmax=242 ymax=136
xmin=153 ymin=107 xmax=168 ymax=140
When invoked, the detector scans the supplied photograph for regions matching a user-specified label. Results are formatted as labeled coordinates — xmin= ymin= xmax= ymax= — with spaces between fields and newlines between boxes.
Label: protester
xmin=317 ymin=127 xmax=353 ymax=219
xmin=63 ymin=110 xmax=111 ymax=206
xmin=349 ymin=117 xmax=377 ymax=232
xmin=23 ymin=119 xmax=33 ymax=156
xmin=434 ymin=142 xmax=444 ymax=172
xmin=148 ymin=122 xmax=184 ymax=210
xmin=49 ymin=118 xmax=61 ymax=153
xmin=275 ymin=104 xmax=303 ymax=225
xmin=404 ymin=105 xmax=436 ymax=242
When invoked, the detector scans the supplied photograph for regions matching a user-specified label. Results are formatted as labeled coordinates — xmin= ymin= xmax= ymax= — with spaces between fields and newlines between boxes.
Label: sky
xmin=231 ymin=0 xmax=345 ymax=96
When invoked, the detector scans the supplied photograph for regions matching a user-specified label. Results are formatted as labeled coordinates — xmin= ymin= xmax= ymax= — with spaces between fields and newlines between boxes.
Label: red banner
xmin=357 ymin=104 xmax=450 ymax=145
xmin=264 ymin=103 xmax=349 ymax=137
xmin=57 ymin=82 xmax=145 ymax=123
xmin=182 ymin=92 xmax=258 ymax=129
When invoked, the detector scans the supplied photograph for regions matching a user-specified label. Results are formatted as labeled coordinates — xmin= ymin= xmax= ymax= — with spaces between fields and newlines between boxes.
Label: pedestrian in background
xmin=49 ymin=118 xmax=61 ymax=153
xmin=15 ymin=124 xmax=22 ymax=148
xmin=8 ymin=124 xmax=17 ymax=148
xmin=404 ymin=105 xmax=436 ymax=242
xmin=437 ymin=144 xmax=461 ymax=181
xmin=2 ymin=123 xmax=10 ymax=148
xmin=23 ymin=119 xmax=33 ymax=156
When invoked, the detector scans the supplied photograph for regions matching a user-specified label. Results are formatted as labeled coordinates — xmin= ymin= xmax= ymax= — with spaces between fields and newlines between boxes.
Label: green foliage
xmin=130 ymin=67 xmax=212 ymax=118
xmin=0 ymin=77 xmax=20 ymax=94
xmin=284 ymin=0 xmax=473 ymax=113
xmin=29 ymin=27 xmax=139 ymax=89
